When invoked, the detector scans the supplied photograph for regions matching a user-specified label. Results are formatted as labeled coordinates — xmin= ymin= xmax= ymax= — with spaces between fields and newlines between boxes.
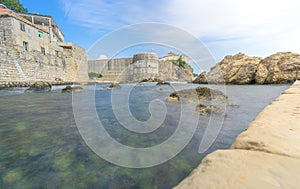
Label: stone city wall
xmin=0 ymin=41 xmax=88 ymax=83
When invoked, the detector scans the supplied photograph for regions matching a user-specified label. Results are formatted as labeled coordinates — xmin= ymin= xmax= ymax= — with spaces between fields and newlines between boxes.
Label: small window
xmin=38 ymin=31 xmax=43 ymax=39
xmin=23 ymin=41 xmax=28 ymax=51
xmin=41 ymin=47 xmax=45 ymax=55
xmin=20 ymin=23 xmax=25 ymax=32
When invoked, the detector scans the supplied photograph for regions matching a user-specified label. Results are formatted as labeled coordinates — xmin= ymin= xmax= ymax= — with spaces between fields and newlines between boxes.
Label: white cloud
xmin=60 ymin=0 xmax=300 ymax=70
xmin=166 ymin=0 xmax=300 ymax=60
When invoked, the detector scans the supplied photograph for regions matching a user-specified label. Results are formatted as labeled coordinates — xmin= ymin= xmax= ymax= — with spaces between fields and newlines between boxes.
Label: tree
xmin=0 ymin=0 xmax=28 ymax=13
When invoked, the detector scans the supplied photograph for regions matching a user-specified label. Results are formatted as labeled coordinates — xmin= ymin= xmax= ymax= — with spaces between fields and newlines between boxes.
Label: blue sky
xmin=20 ymin=0 xmax=300 ymax=72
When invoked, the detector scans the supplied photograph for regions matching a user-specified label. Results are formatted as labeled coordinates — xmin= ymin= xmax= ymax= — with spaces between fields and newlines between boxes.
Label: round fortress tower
xmin=132 ymin=52 xmax=159 ymax=80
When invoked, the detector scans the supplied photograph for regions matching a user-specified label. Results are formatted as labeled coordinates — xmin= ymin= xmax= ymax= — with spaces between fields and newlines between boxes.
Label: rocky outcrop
xmin=158 ymin=60 xmax=194 ymax=82
xmin=194 ymin=53 xmax=262 ymax=84
xmin=174 ymin=81 xmax=300 ymax=189
xmin=195 ymin=104 xmax=227 ymax=116
xmin=156 ymin=80 xmax=170 ymax=85
xmin=255 ymin=52 xmax=300 ymax=84
xmin=193 ymin=52 xmax=300 ymax=84
xmin=99 ymin=83 xmax=121 ymax=90
xmin=168 ymin=87 xmax=229 ymax=103
xmin=61 ymin=86 xmax=84 ymax=93
xmin=25 ymin=81 xmax=52 ymax=93
xmin=167 ymin=87 xmax=230 ymax=115
xmin=192 ymin=72 xmax=207 ymax=84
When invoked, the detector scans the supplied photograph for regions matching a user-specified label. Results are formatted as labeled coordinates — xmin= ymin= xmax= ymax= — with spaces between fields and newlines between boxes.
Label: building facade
xmin=0 ymin=4 xmax=88 ymax=82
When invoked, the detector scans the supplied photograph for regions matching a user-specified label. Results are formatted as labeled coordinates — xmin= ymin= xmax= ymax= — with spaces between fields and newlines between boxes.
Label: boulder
xmin=255 ymin=52 xmax=300 ymax=84
xmin=167 ymin=87 xmax=231 ymax=115
xmin=156 ymin=80 xmax=170 ymax=85
xmin=168 ymin=87 xmax=228 ymax=102
xmin=61 ymin=86 xmax=84 ymax=93
xmin=109 ymin=83 xmax=121 ymax=89
xmin=25 ymin=81 xmax=52 ymax=93
xmin=167 ymin=92 xmax=180 ymax=102
xmin=192 ymin=72 xmax=207 ymax=84
xmin=100 ymin=83 xmax=121 ymax=90
xmin=196 ymin=53 xmax=262 ymax=84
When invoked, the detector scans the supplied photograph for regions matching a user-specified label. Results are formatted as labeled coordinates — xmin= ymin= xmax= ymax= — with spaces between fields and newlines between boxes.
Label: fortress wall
xmin=88 ymin=52 xmax=194 ymax=82
xmin=88 ymin=58 xmax=133 ymax=81
xmin=0 ymin=41 xmax=88 ymax=82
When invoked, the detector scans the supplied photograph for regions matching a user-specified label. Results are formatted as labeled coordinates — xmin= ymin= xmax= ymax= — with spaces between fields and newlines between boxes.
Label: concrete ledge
xmin=174 ymin=81 xmax=300 ymax=189
xmin=174 ymin=150 xmax=300 ymax=189
xmin=231 ymin=81 xmax=300 ymax=158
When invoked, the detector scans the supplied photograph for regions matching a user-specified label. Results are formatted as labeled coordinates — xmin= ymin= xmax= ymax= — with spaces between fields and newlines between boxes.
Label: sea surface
xmin=0 ymin=83 xmax=289 ymax=189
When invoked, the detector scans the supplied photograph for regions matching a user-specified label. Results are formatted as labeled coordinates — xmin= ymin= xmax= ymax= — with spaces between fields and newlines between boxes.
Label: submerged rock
xmin=25 ymin=81 xmax=52 ymax=93
xmin=61 ymin=86 xmax=84 ymax=93
xmin=196 ymin=104 xmax=227 ymax=116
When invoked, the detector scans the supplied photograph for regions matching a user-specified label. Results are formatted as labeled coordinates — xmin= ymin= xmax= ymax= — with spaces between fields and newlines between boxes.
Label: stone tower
xmin=132 ymin=52 xmax=159 ymax=81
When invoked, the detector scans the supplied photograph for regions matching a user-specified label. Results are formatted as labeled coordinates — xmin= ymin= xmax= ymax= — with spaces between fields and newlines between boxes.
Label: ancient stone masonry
xmin=0 ymin=4 xmax=88 ymax=83
xmin=88 ymin=52 xmax=194 ymax=82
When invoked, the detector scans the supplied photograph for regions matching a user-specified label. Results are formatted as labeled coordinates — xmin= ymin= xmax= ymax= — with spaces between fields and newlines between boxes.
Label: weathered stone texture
xmin=174 ymin=81 xmax=300 ymax=189
xmin=193 ymin=52 xmax=300 ymax=84
xmin=88 ymin=52 xmax=194 ymax=82
xmin=0 ymin=40 xmax=88 ymax=82
xmin=255 ymin=52 xmax=300 ymax=84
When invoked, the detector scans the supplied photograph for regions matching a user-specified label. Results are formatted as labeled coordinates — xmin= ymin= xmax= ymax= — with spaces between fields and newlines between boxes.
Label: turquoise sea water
xmin=0 ymin=84 xmax=289 ymax=189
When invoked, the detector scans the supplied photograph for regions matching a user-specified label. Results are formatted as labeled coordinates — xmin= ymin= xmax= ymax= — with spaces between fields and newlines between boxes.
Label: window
xmin=23 ymin=41 xmax=28 ymax=51
xmin=41 ymin=47 xmax=45 ymax=55
xmin=38 ymin=31 xmax=43 ymax=39
xmin=20 ymin=23 xmax=25 ymax=32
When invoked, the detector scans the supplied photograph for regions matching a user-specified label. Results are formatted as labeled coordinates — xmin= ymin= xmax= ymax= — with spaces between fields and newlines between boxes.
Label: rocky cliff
xmin=158 ymin=60 xmax=194 ymax=82
xmin=255 ymin=52 xmax=300 ymax=84
xmin=194 ymin=52 xmax=300 ymax=84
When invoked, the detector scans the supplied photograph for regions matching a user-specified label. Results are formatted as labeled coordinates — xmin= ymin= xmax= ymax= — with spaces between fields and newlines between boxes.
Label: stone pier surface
xmin=174 ymin=81 xmax=300 ymax=189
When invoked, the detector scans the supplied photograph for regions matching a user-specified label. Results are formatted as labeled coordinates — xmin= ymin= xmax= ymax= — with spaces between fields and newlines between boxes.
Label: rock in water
xmin=167 ymin=87 xmax=231 ymax=115
xmin=192 ymin=72 xmax=208 ymax=84
xmin=100 ymin=83 xmax=121 ymax=90
xmin=196 ymin=104 xmax=227 ymax=116
xmin=25 ymin=81 xmax=52 ymax=93
xmin=168 ymin=87 xmax=228 ymax=102
xmin=109 ymin=83 xmax=121 ymax=89
xmin=156 ymin=80 xmax=170 ymax=85
xmin=61 ymin=86 xmax=84 ymax=92
xmin=255 ymin=52 xmax=300 ymax=84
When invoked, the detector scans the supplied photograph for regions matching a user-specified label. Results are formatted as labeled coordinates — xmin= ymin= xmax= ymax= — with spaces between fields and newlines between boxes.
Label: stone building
xmin=0 ymin=4 xmax=88 ymax=82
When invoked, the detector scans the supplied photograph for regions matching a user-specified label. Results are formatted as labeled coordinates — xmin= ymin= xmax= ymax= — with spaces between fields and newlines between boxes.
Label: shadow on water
xmin=0 ymin=84 xmax=289 ymax=188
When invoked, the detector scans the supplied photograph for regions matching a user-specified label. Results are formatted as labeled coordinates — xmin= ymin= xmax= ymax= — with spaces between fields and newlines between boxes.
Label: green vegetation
xmin=172 ymin=57 xmax=187 ymax=68
xmin=0 ymin=0 xmax=28 ymax=13
xmin=88 ymin=72 xmax=103 ymax=78
xmin=193 ymin=73 xmax=199 ymax=77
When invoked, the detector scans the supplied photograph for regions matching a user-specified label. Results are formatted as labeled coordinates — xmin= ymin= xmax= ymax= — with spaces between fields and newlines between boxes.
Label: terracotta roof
xmin=0 ymin=5 xmax=49 ymax=33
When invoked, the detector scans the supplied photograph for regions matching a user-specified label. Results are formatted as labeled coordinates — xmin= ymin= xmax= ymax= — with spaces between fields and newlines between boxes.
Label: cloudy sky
xmin=22 ymin=0 xmax=300 ymax=72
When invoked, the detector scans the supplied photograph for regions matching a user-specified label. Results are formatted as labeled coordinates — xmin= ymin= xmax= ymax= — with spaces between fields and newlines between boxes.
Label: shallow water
xmin=0 ymin=83 xmax=289 ymax=189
